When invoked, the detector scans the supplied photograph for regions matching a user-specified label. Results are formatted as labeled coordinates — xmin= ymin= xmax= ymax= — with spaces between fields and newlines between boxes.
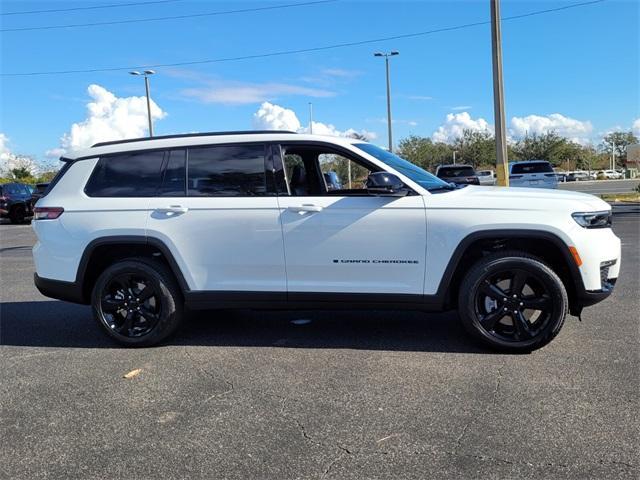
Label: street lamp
xmin=374 ymin=51 xmax=399 ymax=152
xmin=129 ymin=70 xmax=156 ymax=137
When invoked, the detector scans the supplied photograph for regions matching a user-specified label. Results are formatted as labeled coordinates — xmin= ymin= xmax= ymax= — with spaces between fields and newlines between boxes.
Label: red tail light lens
xmin=34 ymin=207 xmax=64 ymax=220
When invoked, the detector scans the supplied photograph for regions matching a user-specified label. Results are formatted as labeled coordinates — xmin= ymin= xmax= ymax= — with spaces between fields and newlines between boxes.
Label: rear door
xmin=146 ymin=144 xmax=286 ymax=294
xmin=274 ymin=143 xmax=427 ymax=297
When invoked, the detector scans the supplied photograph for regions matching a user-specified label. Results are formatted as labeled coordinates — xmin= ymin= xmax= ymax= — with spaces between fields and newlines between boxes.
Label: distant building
xmin=625 ymin=144 xmax=639 ymax=178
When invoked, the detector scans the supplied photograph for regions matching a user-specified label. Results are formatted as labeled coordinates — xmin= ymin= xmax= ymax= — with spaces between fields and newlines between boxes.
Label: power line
xmin=1 ymin=0 xmax=184 ymax=16
xmin=1 ymin=0 xmax=606 ymax=77
xmin=0 ymin=0 xmax=337 ymax=32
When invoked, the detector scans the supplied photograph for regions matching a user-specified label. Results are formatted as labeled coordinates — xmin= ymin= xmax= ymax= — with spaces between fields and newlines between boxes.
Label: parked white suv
xmin=33 ymin=131 xmax=621 ymax=351
xmin=509 ymin=160 xmax=558 ymax=189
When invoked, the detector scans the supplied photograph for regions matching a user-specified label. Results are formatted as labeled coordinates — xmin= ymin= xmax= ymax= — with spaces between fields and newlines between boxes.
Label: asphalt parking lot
xmin=1 ymin=206 xmax=638 ymax=480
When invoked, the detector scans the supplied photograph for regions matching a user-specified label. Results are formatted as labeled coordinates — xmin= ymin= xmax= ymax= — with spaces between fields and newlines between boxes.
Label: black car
xmin=0 ymin=182 xmax=34 ymax=224
xmin=30 ymin=182 xmax=49 ymax=208
xmin=435 ymin=164 xmax=480 ymax=185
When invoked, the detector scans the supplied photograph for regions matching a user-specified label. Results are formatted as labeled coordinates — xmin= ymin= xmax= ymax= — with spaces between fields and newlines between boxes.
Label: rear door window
xmin=187 ymin=144 xmax=267 ymax=197
xmin=511 ymin=162 xmax=553 ymax=174
xmin=85 ymin=150 xmax=165 ymax=197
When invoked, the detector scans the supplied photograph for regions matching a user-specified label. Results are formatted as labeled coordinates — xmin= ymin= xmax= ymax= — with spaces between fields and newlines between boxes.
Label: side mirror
xmin=366 ymin=172 xmax=407 ymax=196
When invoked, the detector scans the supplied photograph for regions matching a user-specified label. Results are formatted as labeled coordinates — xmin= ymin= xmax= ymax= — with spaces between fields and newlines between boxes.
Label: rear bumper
xmin=34 ymin=273 xmax=87 ymax=304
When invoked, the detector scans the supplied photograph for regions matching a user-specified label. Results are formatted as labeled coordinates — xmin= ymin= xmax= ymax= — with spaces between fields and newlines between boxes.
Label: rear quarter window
xmin=85 ymin=151 xmax=165 ymax=197
xmin=511 ymin=162 xmax=553 ymax=174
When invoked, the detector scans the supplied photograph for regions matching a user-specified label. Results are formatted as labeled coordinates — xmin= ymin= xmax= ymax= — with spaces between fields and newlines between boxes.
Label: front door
xmin=274 ymin=143 xmax=427 ymax=296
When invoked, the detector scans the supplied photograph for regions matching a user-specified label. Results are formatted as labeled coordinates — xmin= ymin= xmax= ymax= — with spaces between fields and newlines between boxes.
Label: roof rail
xmin=91 ymin=130 xmax=298 ymax=148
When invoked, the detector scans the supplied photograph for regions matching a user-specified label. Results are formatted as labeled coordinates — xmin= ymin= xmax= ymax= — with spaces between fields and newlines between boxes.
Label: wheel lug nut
xmin=520 ymin=302 xmax=524 ymax=306
xmin=503 ymin=307 xmax=508 ymax=311
xmin=513 ymin=294 xmax=517 ymax=298
xmin=513 ymin=310 xmax=518 ymax=314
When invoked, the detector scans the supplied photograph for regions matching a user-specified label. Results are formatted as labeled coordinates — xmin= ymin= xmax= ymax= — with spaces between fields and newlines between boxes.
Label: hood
xmin=428 ymin=185 xmax=610 ymax=212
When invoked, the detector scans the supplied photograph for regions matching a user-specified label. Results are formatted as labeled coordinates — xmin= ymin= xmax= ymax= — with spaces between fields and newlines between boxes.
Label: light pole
xmin=308 ymin=102 xmax=314 ymax=134
xmin=374 ymin=51 xmax=399 ymax=152
xmin=453 ymin=150 xmax=457 ymax=164
xmin=490 ymin=0 xmax=509 ymax=186
xmin=129 ymin=70 xmax=156 ymax=137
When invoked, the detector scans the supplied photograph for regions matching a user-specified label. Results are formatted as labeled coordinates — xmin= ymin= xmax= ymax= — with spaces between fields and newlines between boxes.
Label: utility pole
xmin=453 ymin=150 xmax=457 ymax=164
xmin=611 ymin=141 xmax=615 ymax=170
xmin=129 ymin=70 xmax=156 ymax=137
xmin=490 ymin=0 xmax=509 ymax=186
xmin=308 ymin=102 xmax=314 ymax=134
xmin=374 ymin=51 xmax=399 ymax=152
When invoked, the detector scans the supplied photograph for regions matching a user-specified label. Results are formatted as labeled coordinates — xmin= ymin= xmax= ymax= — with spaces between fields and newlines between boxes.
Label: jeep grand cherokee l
xmin=32 ymin=131 xmax=621 ymax=351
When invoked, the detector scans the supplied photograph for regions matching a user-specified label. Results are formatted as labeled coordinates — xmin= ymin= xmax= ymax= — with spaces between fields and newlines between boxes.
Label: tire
xmin=91 ymin=258 xmax=184 ymax=347
xmin=458 ymin=250 xmax=568 ymax=352
xmin=9 ymin=205 xmax=26 ymax=224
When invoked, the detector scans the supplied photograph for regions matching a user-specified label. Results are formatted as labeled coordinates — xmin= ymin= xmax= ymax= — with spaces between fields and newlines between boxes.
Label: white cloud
xmin=432 ymin=112 xmax=493 ymax=143
xmin=52 ymin=84 xmax=167 ymax=154
xmin=182 ymin=81 xmax=335 ymax=105
xmin=0 ymin=133 xmax=11 ymax=163
xmin=45 ymin=148 xmax=66 ymax=159
xmin=252 ymin=102 xmax=301 ymax=131
xmin=632 ymin=118 xmax=640 ymax=136
xmin=0 ymin=133 xmax=38 ymax=176
xmin=509 ymin=113 xmax=593 ymax=145
xmin=451 ymin=105 xmax=472 ymax=111
xmin=252 ymin=102 xmax=377 ymax=140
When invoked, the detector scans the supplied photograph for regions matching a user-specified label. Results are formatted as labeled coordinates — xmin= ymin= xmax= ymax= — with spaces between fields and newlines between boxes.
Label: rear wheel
xmin=91 ymin=259 xmax=184 ymax=347
xmin=9 ymin=205 xmax=26 ymax=224
xmin=458 ymin=251 xmax=568 ymax=352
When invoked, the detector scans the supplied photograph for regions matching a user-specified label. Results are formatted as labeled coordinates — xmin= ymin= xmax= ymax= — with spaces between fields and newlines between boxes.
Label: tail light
xmin=34 ymin=207 xmax=64 ymax=220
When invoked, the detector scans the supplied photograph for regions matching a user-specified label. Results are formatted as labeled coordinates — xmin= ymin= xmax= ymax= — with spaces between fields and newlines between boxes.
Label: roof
xmin=63 ymin=131 xmax=363 ymax=160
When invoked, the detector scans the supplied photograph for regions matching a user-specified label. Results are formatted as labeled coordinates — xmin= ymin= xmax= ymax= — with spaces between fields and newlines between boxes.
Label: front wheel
xmin=91 ymin=258 xmax=184 ymax=347
xmin=458 ymin=251 xmax=568 ymax=352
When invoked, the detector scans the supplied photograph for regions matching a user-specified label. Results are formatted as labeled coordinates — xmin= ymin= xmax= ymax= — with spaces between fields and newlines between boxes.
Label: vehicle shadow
xmin=0 ymin=300 xmax=491 ymax=354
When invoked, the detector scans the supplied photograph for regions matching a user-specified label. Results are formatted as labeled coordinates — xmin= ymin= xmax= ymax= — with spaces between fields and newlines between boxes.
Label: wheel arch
xmin=438 ymin=229 xmax=584 ymax=312
xmin=76 ymin=236 xmax=189 ymax=303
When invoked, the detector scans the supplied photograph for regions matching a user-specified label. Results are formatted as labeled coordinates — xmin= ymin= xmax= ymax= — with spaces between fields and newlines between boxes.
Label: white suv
xmin=32 ymin=131 xmax=621 ymax=351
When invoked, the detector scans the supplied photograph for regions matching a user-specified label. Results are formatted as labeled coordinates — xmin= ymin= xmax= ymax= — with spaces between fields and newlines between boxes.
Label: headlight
xmin=572 ymin=211 xmax=612 ymax=228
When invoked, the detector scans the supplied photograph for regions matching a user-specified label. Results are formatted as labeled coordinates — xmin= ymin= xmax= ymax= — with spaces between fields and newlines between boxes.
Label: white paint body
xmin=33 ymin=133 xmax=621 ymax=297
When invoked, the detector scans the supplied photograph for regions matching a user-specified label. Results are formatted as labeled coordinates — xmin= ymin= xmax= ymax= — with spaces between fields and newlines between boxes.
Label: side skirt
xmin=184 ymin=291 xmax=445 ymax=312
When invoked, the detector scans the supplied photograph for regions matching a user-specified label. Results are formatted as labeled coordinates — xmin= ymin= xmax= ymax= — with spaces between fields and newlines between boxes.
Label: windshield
xmin=354 ymin=143 xmax=451 ymax=191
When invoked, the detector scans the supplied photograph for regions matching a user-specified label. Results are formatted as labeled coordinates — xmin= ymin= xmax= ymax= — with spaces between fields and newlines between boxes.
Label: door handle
xmin=288 ymin=204 xmax=323 ymax=213
xmin=155 ymin=205 xmax=189 ymax=214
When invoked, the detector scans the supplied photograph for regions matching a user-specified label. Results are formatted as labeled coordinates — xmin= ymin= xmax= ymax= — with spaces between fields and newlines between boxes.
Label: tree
xmin=396 ymin=136 xmax=453 ymax=171
xmin=452 ymin=130 xmax=495 ymax=167
xmin=600 ymin=131 xmax=638 ymax=162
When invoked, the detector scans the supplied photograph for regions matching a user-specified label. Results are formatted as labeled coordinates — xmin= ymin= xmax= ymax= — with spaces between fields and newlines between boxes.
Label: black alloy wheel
xmin=475 ymin=268 xmax=553 ymax=343
xmin=459 ymin=251 xmax=568 ymax=352
xmin=99 ymin=273 xmax=161 ymax=338
xmin=92 ymin=259 xmax=183 ymax=347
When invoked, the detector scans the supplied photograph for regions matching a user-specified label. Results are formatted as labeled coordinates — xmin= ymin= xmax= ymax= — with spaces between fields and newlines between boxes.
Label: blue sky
xmin=0 ymin=0 xmax=638 ymax=162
